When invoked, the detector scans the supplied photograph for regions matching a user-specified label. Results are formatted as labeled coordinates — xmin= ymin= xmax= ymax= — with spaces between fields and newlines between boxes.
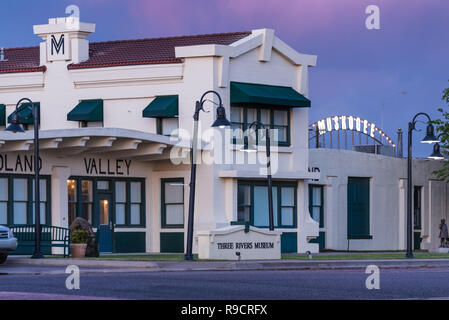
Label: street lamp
xmin=242 ymin=121 xmax=275 ymax=231
xmin=5 ymin=98 xmax=43 ymax=259
xmin=428 ymin=133 xmax=448 ymax=160
xmin=184 ymin=91 xmax=231 ymax=261
xmin=406 ymin=112 xmax=439 ymax=259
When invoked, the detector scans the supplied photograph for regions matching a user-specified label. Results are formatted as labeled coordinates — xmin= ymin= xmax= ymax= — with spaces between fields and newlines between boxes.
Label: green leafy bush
xmin=71 ymin=230 xmax=89 ymax=244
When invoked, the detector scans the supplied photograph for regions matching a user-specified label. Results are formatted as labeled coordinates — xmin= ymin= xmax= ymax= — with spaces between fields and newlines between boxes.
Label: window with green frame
xmin=161 ymin=178 xmax=184 ymax=228
xmin=67 ymin=177 xmax=145 ymax=227
xmin=309 ymin=185 xmax=324 ymax=228
xmin=156 ymin=118 xmax=179 ymax=136
xmin=0 ymin=174 xmax=51 ymax=226
xmin=237 ymin=180 xmax=297 ymax=228
xmin=230 ymin=105 xmax=290 ymax=146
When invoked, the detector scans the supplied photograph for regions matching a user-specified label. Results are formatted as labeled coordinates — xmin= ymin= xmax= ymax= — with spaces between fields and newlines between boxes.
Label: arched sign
xmin=309 ymin=115 xmax=396 ymax=150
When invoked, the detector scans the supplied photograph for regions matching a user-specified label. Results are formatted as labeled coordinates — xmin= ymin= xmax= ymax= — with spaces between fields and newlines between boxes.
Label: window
xmin=81 ymin=180 xmax=93 ymax=224
xmin=309 ymin=185 xmax=324 ymax=228
xmin=237 ymin=181 xmax=297 ymax=228
xmin=0 ymin=178 xmax=7 ymax=225
xmin=161 ymin=179 xmax=184 ymax=228
xmin=68 ymin=180 xmax=77 ymax=225
xmin=115 ymin=181 xmax=126 ymax=225
xmin=79 ymin=121 xmax=103 ymax=128
xmin=130 ymin=182 xmax=142 ymax=225
xmin=347 ymin=177 xmax=371 ymax=239
xmin=230 ymin=105 xmax=290 ymax=146
xmin=13 ymin=178 xmax=27 ymax=224
xmin=68 ymin=178 xmax=145 ymax=227
xmin=31 ymin=179 xmax=47 ymax=224
xmin=157 ymin=118 xmax=179 ymax=136
xmin=414 ymin=186 xmax=422 ymax=230
xmin=0 ymin=175 xmax=51 ymax=226
xmin=237 ymin=185 xmax=251 ymax=222
xmin=97 ymin=181 xmax=110 ymax=190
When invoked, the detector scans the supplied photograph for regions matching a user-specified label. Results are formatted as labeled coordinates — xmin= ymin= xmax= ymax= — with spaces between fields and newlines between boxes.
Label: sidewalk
xmin=7 ymin=255 xmax=449 ymax=272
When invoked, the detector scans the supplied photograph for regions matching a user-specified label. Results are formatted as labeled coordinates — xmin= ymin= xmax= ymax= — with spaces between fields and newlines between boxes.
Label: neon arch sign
xmin=310 ymin=115 xmax=396 ymax=147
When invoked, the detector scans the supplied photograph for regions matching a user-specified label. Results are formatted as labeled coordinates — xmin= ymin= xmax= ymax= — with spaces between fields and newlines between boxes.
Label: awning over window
xmin=0 ymin=104 xmax=5 ymax=126
xmin=230 ymin=82 xmax=311 ymax=108
xmin=143 ymin=96 xmax=178 ymax=118
xmin=67 ymin=100 xmax=103 ymax=122
xmin=8 ymin=103 xmax=40 ymax=125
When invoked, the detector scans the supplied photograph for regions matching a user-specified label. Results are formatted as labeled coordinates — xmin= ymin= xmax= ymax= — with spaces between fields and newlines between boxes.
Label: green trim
xmin=281 ymin=232 xmax=298 ymax=253
xmin=347 ymin=177 xmax=371 ymax=239
xmin=143 ymin=96 xmax=179 ymax=118
xmin=0 ymin=173 xmax=51 ymax=227
xmin=160 ymin=232 xmax=184 ymax=253
xmin=161 ymin=178 xmax=184 ymax=229
xmin=347 ymin=235 xmax=373 ymax=240
xmin=237 ymin=180 xmax=297 ymax=229
xmin=230 ymin=220 xmax=250 ymax=233
xmin=114 ymin=232 xmax=146 ymax=253
xmin=414 ymin=231 xmax=422 ymax=250
xmin=230 ymin=82 xmax=311 ymax=108
xmin=67 ymin=99 xmax=103 ymax=122
xmin=0 ymin=104 xmax=5 ymax=126
xmin=7 ymin=103 xmax=40 ymax=125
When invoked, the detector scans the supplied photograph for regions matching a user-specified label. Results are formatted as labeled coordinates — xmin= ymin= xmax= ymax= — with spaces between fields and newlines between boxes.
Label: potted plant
xmin=70 ymin=230 xmax=89 ymax=258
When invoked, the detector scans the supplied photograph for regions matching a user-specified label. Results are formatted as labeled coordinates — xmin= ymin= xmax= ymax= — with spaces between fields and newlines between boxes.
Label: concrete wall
xmin=309 ymin=148 xmax=448 ymax=251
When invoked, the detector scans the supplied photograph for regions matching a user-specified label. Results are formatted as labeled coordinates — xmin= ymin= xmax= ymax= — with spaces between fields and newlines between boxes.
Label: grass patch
xmin=87 ymin=254 xmax=195 ymax=261
xmin=282 ymin=253 xmax=449 ymax=260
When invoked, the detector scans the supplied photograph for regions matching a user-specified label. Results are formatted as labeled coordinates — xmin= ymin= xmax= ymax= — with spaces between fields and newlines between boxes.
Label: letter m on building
xmin=51 ymin=34 xmax=65 ymax=55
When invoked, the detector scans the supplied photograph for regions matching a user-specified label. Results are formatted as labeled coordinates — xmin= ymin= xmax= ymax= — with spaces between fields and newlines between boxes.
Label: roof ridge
xmin=89 ymin=31 xmax=252 ymax=46
xmin=1 ymin=31 xmax=252 ymax=50
xmin=3 ymin=45 xmax=40 ymax=51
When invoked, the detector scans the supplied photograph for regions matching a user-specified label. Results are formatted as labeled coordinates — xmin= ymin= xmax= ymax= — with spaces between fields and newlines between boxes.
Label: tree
xmin=432 ymin=83 xmax=449 ymax=182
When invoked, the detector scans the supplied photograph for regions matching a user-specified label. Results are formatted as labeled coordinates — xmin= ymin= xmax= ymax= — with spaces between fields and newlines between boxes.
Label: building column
xmin=398 ymin=179 xmax=407 ymax=250
xmin=51 ymin=166 xmax=71 ymax=254
xmin=324 ymin=176 xmax=338 ymax=250
xmin=297 ymin=180 xmax=319 ymax=253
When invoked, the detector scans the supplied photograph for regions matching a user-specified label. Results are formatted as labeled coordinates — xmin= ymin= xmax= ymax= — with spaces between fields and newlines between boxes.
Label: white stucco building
xmin=0 ymin=15 xmax=445 ymax=255
xmin=0 ymin=16 xmax=321 ymax=254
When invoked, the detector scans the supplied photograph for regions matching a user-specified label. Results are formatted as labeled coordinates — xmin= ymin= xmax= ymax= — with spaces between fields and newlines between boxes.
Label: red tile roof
xmin=0 ymin=31 xmax=251 ymax=74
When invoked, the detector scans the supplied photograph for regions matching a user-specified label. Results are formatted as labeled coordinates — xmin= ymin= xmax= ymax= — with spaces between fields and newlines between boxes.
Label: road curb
xmin=6 ymin=257 xmax=158 ymax=269
xmin=6 ymin=257 xmax=449 ymax=271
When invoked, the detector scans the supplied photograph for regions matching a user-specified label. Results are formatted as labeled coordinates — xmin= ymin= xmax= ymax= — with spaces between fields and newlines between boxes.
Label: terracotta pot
xmin=70 ymin=244 xmax=87 ymax=258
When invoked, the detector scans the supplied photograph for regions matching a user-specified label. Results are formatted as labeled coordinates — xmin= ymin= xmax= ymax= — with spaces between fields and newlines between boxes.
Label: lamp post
xmin=242 ymin=121 xmax=275 ymax=231
xmin=5 ymin=98 xmax=43 ymax=259
xmin=184 ymin=91 xmax=231 ymax=261
xmin=406 ymin=113 xmax=439 ymax=259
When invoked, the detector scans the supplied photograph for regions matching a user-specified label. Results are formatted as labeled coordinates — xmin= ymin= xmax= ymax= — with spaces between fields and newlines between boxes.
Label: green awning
xmin=8 ymin=103 xmax=40 ymax=125
xmin=230 ymin=82 xmax=311 ymax=108
xmin=143 ymin=96 xmax=178 ymax=118
xmin=67 ymin=100 xmax=103 ymax=122
xmin=0 ymin=104 xmax=5 ymax=126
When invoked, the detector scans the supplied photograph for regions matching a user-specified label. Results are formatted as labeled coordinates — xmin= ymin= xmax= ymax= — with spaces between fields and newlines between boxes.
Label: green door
xmin=347 ymin=178 xmax=370 ymax=238
xmin=97 ymin=194 xmax=113 ymax=252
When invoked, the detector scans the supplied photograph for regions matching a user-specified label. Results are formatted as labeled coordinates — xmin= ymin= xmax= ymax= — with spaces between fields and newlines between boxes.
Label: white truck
xmin=0 ymin=226 xmax=17 ymax=264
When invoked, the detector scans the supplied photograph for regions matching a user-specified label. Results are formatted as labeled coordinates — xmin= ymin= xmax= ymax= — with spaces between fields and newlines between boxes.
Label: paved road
xmin=0 ymin=265 xmax=449 ymax=300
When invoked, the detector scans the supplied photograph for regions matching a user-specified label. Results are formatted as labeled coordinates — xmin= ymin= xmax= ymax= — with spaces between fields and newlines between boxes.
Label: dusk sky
xmin=1 ymin=0 xmax=448 ymax=156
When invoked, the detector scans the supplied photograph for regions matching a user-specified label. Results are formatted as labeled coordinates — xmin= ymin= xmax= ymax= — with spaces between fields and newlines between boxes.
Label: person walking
xmin=439 ymin=219 xmax=449 ymax=247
